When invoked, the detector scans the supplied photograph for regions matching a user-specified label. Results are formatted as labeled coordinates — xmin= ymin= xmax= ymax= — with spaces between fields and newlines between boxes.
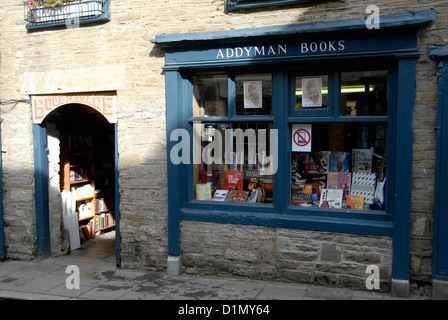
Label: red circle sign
xmin=293 ymin=129 xmax=311 ymax=147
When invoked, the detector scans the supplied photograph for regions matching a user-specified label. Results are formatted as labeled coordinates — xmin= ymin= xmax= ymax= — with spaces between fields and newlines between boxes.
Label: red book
xmin=225 ymin=171 xmax=243 ymax=191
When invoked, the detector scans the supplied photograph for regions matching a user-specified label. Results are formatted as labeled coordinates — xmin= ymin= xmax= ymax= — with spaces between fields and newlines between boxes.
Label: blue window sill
xmin=179 ymin=201 xmax=393 ymax=237
xmin=181 ymin=205 xmax=393 ymax=237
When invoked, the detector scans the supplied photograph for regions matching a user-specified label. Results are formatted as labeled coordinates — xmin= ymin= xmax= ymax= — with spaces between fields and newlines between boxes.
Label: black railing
xmin=24 ymin=0 xmax=110 ymax=30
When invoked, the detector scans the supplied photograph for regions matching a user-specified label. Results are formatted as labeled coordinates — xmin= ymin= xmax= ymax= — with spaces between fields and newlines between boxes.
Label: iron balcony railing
xmin=24 ymin=0 xmax=110 ymax=30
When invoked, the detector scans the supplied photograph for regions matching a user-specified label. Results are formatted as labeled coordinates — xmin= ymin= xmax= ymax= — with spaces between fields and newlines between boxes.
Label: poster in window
xmin=302 ymin=78 xmax=322 ymax=107
xmin=244 ymin=81 xmax=263 ymax=109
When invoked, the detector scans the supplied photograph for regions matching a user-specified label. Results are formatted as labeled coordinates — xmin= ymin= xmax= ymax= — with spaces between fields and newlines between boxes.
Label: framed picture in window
xmin=302 ymin=78 xmax=323 ymax=107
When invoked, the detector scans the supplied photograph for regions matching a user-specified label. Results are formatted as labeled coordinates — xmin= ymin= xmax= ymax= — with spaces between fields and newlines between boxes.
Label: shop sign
xmin=32 ymin=94 xmax=117 ymax=124
xmin=215 ymin=40 xmax=345 ymax=60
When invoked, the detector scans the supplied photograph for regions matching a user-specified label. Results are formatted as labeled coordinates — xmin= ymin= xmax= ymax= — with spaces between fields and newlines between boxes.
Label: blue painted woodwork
xmin=152 ymin=9 xmax=435 ymax=47
xmin=155 ymin=10 xmax=435 ymax=285
xmin=429 ymin=46 xmax=448 ymax=281
xmin=33 ymin=116 xmax=121 ymax=264
xmin=33 ymin=124 xmax=51 ymax=256
xmin=114 ymin=124 xmax=121 ymax=266
xmin=166 ymin=70 xmax=184 ymax=256
xmin=390 ymin=58 xmax=417 ymax=281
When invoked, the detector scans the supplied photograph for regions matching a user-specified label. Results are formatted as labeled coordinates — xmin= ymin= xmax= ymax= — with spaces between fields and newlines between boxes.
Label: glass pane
xmin=295 ymin=75 xmax=329 ymax=109
xmin=235 ymin=74 xmax=272 ymax=115
xmin=193 ymin=122 xmax=274 ymax=203
xmin=341 ymin=70 xmax=388 ymax=116
xmin=192 ymin=75 xmax=228 ymax=117
xmin=291 ymin=123 xmax=387 ymax=211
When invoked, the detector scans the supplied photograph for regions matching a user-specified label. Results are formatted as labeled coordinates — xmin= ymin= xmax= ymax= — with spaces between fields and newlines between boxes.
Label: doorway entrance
xmin=33 ymin=101 xmax=120 ymax=265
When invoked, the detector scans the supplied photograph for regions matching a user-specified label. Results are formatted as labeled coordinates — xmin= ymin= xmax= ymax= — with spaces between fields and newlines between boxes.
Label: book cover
xmin=195 ymin=183 xmax=212 ymax=200
xmin=227 ymin=190 xmax=249 ymax=202
xmin=319 ymin=189 xmax=344 ymax=209
xmin=351 ymin=172 xmax=376 ymax=204
xmin=329 ymin=152 xmax=350 ymax=172
xmin=307 ymin=151 xmax=330 ymax=174
xmin=212 ymin=189 xmax=229 ymax=201
xmin=338 ymin=172 xmax=351 ymax=200
xmin=345 ymin=195 xmax=364 ymax=210
xmin=327 ymin=172 xmax=339 ymax=189
xmin=247 ymin=188 xmax=259 ymax=203
xmin=352 ymin=149 xmax=373 ymax=173
xmin=225 ymin=170 xmax=243 ymax=191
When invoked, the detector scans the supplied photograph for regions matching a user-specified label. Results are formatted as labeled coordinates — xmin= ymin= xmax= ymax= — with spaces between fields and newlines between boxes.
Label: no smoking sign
xmin=292 ymin=124 xmax=312 ymax=152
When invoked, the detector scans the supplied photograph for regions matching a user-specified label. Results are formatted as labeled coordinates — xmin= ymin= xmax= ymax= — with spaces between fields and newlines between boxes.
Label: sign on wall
xmin=31 ymin=94 xmax=117 ymax=124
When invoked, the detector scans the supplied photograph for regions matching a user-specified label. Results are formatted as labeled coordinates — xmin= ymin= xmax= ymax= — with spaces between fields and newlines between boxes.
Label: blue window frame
xmin=184 ymin=62 xmax=393 ymax=220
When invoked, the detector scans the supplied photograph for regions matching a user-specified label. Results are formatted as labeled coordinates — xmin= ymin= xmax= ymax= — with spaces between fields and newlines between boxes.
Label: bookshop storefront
xmin=32 ymin=93 xmax=120 ymax=264
xmin=153 ymin=10 xmax=435 ymax=294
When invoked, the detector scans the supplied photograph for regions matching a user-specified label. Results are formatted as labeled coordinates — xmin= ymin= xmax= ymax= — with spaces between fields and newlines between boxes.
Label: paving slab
xmin=255 ymin=283 xmax=308 ymax=300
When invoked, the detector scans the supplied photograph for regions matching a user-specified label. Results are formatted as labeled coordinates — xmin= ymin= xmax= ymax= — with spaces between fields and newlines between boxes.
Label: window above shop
xmin=225 ymin=0 xmax=317 ymax=12
xmin=24 ymin=0 xmax=110 ymax=30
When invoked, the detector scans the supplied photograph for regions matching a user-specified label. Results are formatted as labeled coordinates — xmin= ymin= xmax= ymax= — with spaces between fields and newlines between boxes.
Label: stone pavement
xmin=0 ymin=234 xmax=429 ymax=301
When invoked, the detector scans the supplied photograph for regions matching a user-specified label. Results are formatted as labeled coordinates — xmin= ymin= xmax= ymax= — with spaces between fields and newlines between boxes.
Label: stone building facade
xmin=0 ymin=0 xmax=447 ymax=298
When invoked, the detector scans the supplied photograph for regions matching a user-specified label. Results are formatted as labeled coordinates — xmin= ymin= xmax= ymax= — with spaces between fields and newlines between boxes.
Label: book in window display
xmin=225 ymin=170 xmax=243 ymax=191
xmin=329 ymin=151 xmax=350 ymax=173
xmin=352 ymin=148 xmax=373 ymax=173
xmin=212 ymin=189 xmax=229 ymax=201
xmin=307 ymin=151 xmax=330 ymax=174
xmin=196 ymin=183 xmax=212 ymax=200
xmin=351 ymin=172 xmax=376 ymax=205
xmin=319 ymin=189 xmax=343 ymax=209
xmin=227 ymin=190 xmax=250 ymax=202
xmin=345 ymin=195 xmax=364 ymax=210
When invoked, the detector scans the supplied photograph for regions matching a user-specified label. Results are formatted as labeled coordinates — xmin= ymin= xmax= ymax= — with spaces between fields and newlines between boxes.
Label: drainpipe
xmin=0 ymin=117 xmax=5 ymax=260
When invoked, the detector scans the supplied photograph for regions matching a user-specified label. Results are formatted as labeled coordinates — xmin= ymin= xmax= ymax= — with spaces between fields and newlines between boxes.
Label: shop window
xmin=193 ymin=75 xmax=228 ymax=117
xmin=290 ymin=69 xmax=388 ymax=212
xmin=340 ymin=70 xmax=388 ymax=117
xmin=291 ymin=122 xmax=387 ymax=210
xmin=235 ymin=74 xmax=272 ymax=116
xmin=189 ymin=67 xmax=389 ymax=214
xmin=191 ymin=73 xmax=274 ymax=204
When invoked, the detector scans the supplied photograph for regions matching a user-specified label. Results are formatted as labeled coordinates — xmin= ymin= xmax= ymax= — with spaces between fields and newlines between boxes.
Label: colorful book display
xmin=195 ymin=183 xmax=212 ymax=200
xmin=350 ymin=172 xmax=376 ymax=204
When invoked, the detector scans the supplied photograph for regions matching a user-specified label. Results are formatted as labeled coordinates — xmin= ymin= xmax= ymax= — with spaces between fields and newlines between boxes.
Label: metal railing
xmin=24 ymin=0 xmax=110 ymax=30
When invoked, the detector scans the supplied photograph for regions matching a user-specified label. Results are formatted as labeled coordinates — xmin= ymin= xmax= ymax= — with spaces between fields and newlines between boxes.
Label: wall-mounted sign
xmin=32 ymin=94 xmax=117 ymax=124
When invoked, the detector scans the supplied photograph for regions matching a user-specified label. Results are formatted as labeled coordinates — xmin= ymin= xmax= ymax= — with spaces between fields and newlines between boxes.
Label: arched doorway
xmin=33 ymin=98 xmax=120 ymax=266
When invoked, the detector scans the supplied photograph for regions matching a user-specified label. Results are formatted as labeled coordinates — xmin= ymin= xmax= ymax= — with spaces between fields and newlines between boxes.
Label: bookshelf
xmin=60 ymin=112 xmax=115 ymax=242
